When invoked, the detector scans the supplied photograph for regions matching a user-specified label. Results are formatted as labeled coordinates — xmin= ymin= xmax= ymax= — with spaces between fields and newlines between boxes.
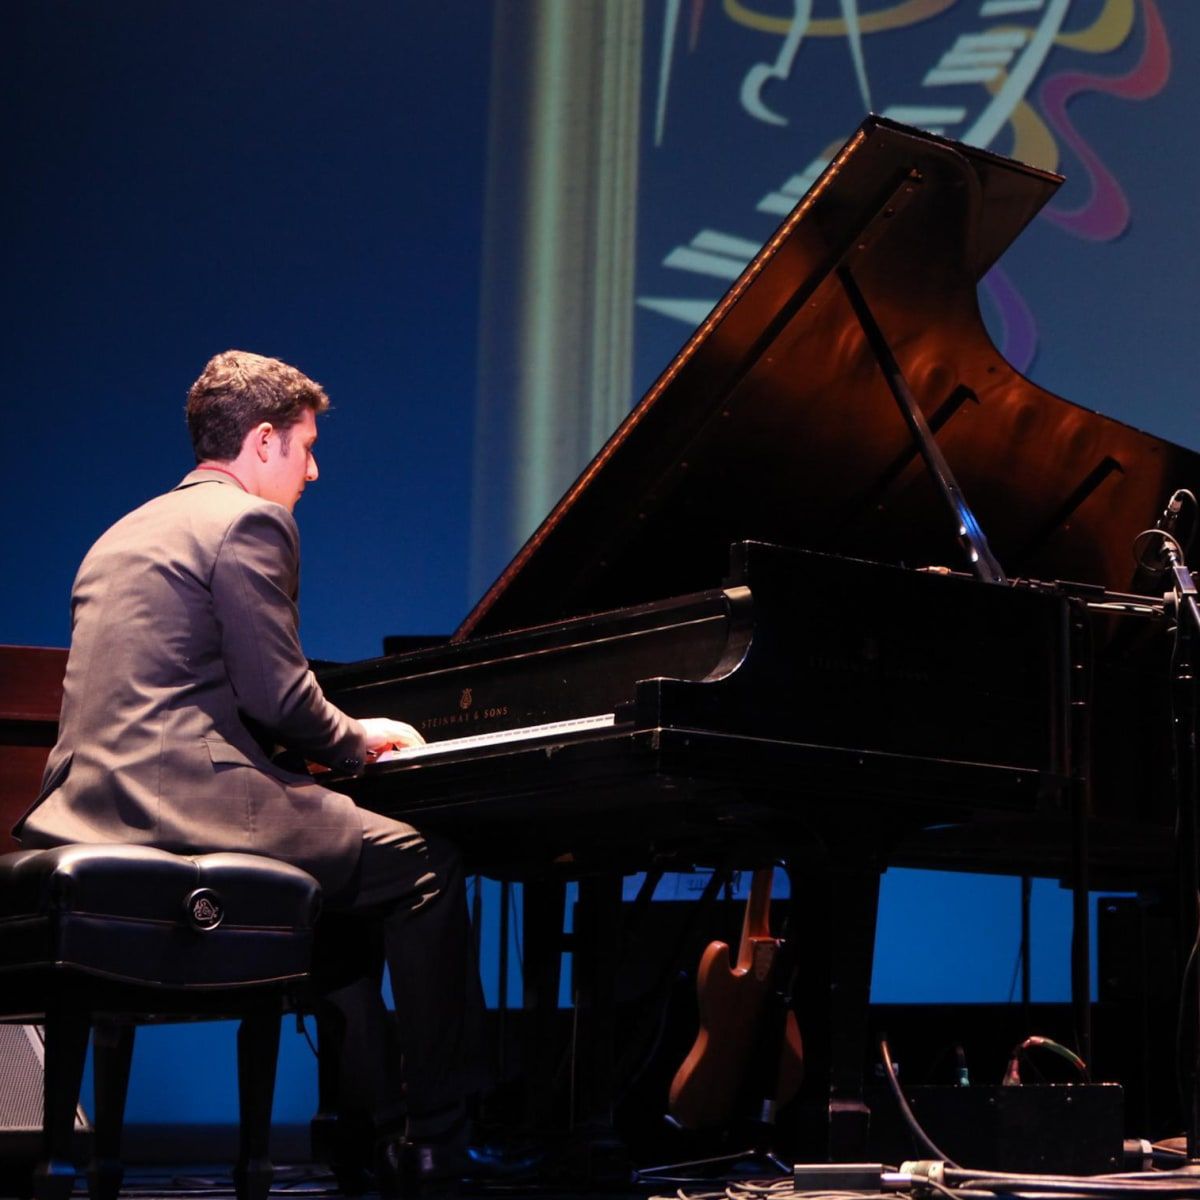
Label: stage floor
xmin=63 ymin=1162 xmax=800 ymax=1200
xmin=25 ymin=1154 xmax=1200 ymax=1200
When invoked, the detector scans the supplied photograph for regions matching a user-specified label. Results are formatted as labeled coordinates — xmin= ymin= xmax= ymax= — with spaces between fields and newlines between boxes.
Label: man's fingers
xmin=360 ymin=716 xmax=425 ymax=751
xmin=389 ymin=724 xmax=425 ymax=749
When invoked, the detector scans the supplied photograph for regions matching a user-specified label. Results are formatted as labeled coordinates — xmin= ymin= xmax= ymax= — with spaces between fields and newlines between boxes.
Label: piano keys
xmin=374 ymin=713 xmax=618 ymax=763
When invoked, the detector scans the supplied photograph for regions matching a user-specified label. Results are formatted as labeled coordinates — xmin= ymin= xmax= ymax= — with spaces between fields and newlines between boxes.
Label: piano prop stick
xmin=835 ymin=263 xmax=1006 ymax=585
xmin=668 ymin=868 xmax=803 ymax=1134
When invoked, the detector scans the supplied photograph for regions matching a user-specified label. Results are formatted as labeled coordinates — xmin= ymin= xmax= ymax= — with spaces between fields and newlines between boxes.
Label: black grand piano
xmin=318 ymin=118 xmax=1200 ymax=1159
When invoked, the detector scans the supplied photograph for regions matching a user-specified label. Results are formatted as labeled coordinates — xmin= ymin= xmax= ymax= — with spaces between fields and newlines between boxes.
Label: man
xmin=15 ymin=349 xmax=484 ymax=1191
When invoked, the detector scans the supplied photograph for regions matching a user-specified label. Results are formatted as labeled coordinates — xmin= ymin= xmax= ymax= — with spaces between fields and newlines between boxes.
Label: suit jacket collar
xmin=175 ymin=466 xmax=248 ymax=493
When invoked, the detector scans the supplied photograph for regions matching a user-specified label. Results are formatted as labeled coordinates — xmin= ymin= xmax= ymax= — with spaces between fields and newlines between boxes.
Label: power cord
xmin=1001 ymin=1036 xmax=1089 ymax=1085
xmin=878 ymin=1036 xmax=958 ymax=1167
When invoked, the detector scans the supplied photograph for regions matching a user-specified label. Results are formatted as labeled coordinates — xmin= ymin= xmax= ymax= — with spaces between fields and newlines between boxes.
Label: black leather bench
xmin=0 ymin=844 xmax=320 ymax=1200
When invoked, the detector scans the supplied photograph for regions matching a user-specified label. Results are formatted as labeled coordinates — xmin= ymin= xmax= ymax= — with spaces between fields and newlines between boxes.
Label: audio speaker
xmin=0 ymin=1024 xmax=89 ymax=1190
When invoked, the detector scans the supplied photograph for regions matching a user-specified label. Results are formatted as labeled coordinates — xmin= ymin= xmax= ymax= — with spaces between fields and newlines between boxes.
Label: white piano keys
xmin=374 ymin=712 xmax=617 ymax=764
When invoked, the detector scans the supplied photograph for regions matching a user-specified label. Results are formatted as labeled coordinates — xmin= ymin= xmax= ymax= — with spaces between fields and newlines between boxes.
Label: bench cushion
xmin=0 ymin=845 xmax=320 ymax=990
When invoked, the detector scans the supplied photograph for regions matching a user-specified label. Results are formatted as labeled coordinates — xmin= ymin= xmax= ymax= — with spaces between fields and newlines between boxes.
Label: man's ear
xmin=253 ymin=422 xmax=274 ymax=462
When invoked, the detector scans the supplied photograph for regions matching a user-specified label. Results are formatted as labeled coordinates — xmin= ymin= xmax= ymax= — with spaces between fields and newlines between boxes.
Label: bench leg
xmin=34 ymin=1007 xmax=90 ymax=1200
xmin=310 ymin=1000 xmax=341 ymax=1160
xmin=87 ymin=1022 xmax=135 ymax=1200
xmin=233 ymin=1012 xmax=280 ymax=1200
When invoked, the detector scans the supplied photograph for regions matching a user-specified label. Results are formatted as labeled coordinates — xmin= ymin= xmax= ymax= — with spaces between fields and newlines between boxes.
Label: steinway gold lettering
xmin=419 ymin=704 xmax=509 ymax=733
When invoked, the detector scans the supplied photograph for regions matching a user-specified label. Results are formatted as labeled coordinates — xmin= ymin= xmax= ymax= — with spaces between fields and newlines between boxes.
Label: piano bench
xmin=0 ymin=844 xmax=321 ymax=1200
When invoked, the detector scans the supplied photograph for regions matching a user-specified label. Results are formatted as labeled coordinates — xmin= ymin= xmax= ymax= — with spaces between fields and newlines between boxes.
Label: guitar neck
xmin=739 ymin=867 xmax=777 ymax=963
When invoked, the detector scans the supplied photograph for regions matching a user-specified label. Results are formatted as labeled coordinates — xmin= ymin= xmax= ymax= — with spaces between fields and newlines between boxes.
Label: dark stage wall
xmin=3 ymin=1 xmax=1195 ymax=1129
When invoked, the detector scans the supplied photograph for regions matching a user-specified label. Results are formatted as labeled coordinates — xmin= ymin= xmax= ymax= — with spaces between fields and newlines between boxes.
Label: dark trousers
xmin=318 ymin=808 xmax=488 ymax=1136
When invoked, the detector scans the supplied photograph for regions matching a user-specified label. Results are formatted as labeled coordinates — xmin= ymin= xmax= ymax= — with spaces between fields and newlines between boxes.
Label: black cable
xmin=1168 ymin=607 xmax=1200 ymax=1123
xmin=295 ymin=1010 xmax=320 ymax=1059
xmin=1174 ymin=911 xmax=1200 ymax=1125
xmin=878 ymin=1035 xmax=958 ymax=1166
xmin=1005 ymin=944 xmax=1021 ymax=1004
xmin=918 ymin=1181 xmax=979 ymax=1200
xmin=942 ymin=1165 xmax=1200 ymax=1197
xmin=508 ymin=876 xmax=524 ymax=975
xmin=899 ymin=1155 xmax=1200 ymax=1199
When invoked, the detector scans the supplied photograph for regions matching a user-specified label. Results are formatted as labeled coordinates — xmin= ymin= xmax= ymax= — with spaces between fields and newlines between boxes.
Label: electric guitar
xmin=668 ymin=867 xmax=804 ymax=1130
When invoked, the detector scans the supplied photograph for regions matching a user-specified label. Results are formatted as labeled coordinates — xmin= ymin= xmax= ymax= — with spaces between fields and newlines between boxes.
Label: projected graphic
xmin=639 ymin=0 xmax=1169 ymax=375
xmin=474 ymin=2 xmax=1180 ymax=591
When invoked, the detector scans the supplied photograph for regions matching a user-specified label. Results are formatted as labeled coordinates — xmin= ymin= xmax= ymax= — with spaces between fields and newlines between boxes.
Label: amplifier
xmin=866 ymin=1082 xmax=1123 ymax=1175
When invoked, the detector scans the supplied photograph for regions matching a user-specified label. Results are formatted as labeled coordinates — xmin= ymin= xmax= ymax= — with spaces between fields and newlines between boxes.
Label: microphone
xmin=1131 ymin=490 xmax=1188 ymax=593
xmin=1149 ymin=493 xmax=1185 ymax=572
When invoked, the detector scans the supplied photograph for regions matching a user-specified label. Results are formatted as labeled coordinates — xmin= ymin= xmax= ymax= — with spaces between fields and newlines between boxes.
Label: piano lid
xmin=457 ymin=116 xmax=1200 ymax=641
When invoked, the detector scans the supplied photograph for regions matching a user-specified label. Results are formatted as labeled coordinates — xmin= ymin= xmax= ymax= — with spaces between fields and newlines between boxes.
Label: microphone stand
xmin=1159 ymin=537 xmax=1200 ymax=1161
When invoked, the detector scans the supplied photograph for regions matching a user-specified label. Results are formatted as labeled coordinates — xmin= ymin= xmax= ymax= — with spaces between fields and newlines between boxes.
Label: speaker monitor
xmin=0 ymin=1024 xmax=89 ymax=1185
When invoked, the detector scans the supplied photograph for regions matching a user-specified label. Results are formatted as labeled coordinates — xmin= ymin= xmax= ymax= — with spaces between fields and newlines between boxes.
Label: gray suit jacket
xmin=15 ymin=469 xmax=369 ymax=893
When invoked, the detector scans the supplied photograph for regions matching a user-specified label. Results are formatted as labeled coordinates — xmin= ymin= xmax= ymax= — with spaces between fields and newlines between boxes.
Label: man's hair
xmin=185 ymin=350 xmax=330 ymax=462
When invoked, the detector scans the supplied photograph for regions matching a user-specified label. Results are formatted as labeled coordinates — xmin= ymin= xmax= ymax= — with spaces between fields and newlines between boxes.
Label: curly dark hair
xmin=185 ymin=350 xmax=330 ymax=462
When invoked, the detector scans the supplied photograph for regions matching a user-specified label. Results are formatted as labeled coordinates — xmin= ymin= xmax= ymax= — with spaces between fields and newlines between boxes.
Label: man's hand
xmin=359 ymin=717 xmax=426 ymax=759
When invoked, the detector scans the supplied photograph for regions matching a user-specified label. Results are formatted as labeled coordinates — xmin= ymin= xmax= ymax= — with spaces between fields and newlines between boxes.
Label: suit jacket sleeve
xmin=211 ymin=503 xmax=367 ymax=771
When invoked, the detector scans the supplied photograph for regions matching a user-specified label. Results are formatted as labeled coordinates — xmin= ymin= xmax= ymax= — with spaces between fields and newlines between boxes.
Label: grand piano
xmin=315 ymin=117 xmax=1200 ymax=1158
xmin=3 ymin=118 xmax=1194 ymax=1161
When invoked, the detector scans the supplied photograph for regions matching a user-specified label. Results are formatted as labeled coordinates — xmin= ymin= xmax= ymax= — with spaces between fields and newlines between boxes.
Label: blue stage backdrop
xmin=2 ymin=1 xmax=1195 ymax=1130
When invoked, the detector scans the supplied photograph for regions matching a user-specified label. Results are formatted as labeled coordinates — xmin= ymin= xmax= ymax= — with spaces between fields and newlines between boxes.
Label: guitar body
xmin=668 ymin=871 xmax=804 ymax=1131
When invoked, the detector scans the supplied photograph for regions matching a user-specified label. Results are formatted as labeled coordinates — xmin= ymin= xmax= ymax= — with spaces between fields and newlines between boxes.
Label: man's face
xmin=261 ymin=408 xmax=319 ymax=511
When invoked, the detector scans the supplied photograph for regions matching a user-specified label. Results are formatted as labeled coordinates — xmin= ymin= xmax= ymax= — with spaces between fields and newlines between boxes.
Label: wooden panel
xmin=0 ymin=646 xmax=67 ymax=852
xmin=0 ymin=645 xmax=66 ymax=722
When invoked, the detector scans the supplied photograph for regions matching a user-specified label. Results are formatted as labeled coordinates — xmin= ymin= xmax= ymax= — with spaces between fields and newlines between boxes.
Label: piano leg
xmin=515 ymin=874 xmax=628 ymax=1181
xmin=787 ymin=843 xmax=883 ymax=1162
xmin=519 ymin=878 xmax=567 ymax=1139
xmin=567 ymin=875 xmax=628 ymax=1177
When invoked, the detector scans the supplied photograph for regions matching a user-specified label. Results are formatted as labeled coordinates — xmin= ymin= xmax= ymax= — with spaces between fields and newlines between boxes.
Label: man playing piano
xmin=14 ymin=349 xmax=484 ymax=1193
